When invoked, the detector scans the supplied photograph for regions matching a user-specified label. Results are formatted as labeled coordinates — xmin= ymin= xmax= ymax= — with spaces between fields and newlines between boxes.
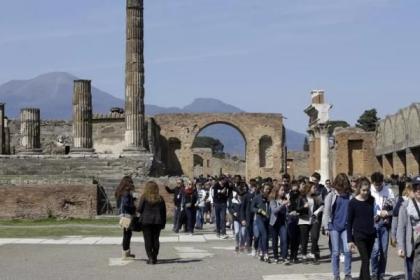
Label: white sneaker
xmin=307 ymin=253 xmax=315 ymax=260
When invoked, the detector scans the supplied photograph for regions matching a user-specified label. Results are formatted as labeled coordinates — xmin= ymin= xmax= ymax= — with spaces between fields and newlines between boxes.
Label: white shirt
xmin=370 ymin=184 xmax=395 ymax=216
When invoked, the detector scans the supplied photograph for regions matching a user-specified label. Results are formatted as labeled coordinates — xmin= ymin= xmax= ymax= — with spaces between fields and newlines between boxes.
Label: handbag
xmin=129 ymin=216 xmax=143 ymax=232
xmin=119 ymin=216 xmax=132 ymax=229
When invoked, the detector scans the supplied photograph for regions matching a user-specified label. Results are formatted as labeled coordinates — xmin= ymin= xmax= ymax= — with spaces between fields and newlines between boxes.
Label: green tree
xmin=327 ymin=120 xmax=350 ymax=135
xmin=356 ymin=109 xmax=380 ymax=131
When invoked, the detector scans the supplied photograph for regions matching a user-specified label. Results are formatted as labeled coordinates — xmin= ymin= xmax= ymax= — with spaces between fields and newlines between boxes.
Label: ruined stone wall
xmin=154 ymin=113 xmax=285 ymax=179
xmin=7 ymin=115 xmax=160 ymax=157
xmin=375 ymin=103 xmax=420 ymax=176
xmin=9 ymin=120 xmax=73 ymax=155
xmin=0 ymin=183 xmax=97 ymax=219
xmin=287 ymin=151 xmax=309 ymax=178
xmin=333 ymin=127 xmax=379 ymax=178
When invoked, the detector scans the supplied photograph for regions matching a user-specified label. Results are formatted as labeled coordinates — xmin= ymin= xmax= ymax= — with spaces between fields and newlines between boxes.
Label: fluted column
xmin=0 ymin=103 xmax=4 ymax=154
xmin=71 ymin=80 xmax=94 ymax=154
xmin=19 ymin=108 xmax=42 ymax=154
xmin=4 ymin=117 xmax=10 ymax=155
xmin=123 ymin=0 xmax=146 ymax=154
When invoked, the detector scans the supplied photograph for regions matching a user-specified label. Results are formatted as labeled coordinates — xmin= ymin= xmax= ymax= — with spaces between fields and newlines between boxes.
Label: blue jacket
xmin=120 ymin=193 xmax=136 ymax=215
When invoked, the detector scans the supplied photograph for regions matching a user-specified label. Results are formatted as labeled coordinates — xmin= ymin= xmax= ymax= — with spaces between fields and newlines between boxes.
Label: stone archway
xmin=154 ymin=113 xmax=285 ymax=179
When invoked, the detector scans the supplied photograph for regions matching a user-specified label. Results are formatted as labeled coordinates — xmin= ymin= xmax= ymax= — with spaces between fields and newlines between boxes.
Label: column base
xmin=70 ymin=148 xmax=95 ymax=155
xmin=121 ymin=146 xmax=147 ymax=157
xmin=18 ymin=149 xmax=43 ymax=155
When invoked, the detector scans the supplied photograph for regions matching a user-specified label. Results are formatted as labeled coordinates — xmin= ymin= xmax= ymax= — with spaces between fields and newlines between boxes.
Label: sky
xmin=0 ymin=0 xmax=419 ymax=133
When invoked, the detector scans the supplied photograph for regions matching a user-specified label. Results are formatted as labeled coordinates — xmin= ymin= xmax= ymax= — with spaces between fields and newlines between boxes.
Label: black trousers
xmin=355 ymin=236 xmax=375 ymax=280
xmin=288 ymin=217 xmax=300 ymax=260
xmin=143 ymin=225 xmax=162 ymax=261
xmin=299 ymin=222 xmax=321 ymax=258
xmin=122 ymin=228 xmax=132 ymax=251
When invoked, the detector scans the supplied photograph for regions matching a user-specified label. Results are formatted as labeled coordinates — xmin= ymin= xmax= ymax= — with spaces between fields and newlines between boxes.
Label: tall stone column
xmin=124 ymin=0 xmax=146 ymax=154
xmin=4 ymin=117 xmax=10 ymax=155
xmin=0 ymin=103 xmax=4 ymax=154
xmin=319 ymin=124 xmax=330 ymax=182
xmin=72 ymin=80 xmax=94 ymax=154
xmin=19 ymin=108 xmax=42 ymax=154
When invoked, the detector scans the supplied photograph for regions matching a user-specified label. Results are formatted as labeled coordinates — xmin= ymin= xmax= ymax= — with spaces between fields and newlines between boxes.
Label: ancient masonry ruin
xmin=303 ymin=91 xmax=420 ymax=181
xmin=0 ymin=0 xmax=286 ymax=219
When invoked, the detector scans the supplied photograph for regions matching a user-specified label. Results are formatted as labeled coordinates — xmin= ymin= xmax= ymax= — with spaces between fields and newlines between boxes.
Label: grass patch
xmin=0 ymin=218 xmax=119 ymax=226
xmin=0 ymin=227 xmax=123 ymax=238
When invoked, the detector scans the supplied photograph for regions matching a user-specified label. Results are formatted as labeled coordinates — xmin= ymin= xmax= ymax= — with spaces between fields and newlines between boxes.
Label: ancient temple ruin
xmin=0 ymin=0 xmax=286 ymax=219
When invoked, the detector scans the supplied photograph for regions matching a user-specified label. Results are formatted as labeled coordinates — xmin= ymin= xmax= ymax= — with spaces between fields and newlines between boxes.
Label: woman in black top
xmin=347 ymin=177 xmax=376 ymax=280
xmin=138 ymin=181 xmax=167 ymax=265
xmin=115 ymin=176 xmax=136 ymax=260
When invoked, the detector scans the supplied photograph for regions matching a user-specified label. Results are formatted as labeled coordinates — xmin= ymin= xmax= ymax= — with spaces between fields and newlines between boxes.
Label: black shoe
xmin=312 ymin=258 xmax=320 ymax=265
xmin=146 ymin=259 xmax=152 ymax=265
xmin=152 ymin=259 xmax=157 ymax=265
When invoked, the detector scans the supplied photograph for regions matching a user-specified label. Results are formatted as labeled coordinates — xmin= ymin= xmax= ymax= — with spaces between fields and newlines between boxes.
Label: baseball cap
xmin=412 ymin=175 xmax=420 ymax=186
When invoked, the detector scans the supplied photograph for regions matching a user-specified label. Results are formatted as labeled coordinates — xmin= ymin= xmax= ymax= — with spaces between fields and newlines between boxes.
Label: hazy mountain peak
xmin=33 ymin=72 xmax=77 ymax=81
xmin=183 ymin=98 xmax=243 ymax=113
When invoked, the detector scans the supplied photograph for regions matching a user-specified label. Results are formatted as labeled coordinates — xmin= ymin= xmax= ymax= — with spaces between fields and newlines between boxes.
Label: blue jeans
xmin=255 ymin=218 xmax=269 ymax=254
xmin=214 ymin=203 xmax=227 ymax=235
xmin=330 ymin=229 xmax=352 ymax=277
xmin=233 ymin=221 xmax=246 ymax=248
xmin=270 ymin=223 xmax=288 ymax=259
xmin=195 ymin=206 xmax=205 ymax=229
xmin=370 ymin=225 xmax=390 ymax=277
xmin=405 ymin=254 xmax=414 ymax=280
xmin=173 ymin=206 xmax=180 ymax=231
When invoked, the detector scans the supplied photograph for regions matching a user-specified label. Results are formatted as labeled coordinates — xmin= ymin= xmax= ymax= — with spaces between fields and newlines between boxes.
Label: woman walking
xmin=138 ymin=181 xmax=167 ymax=265
xmin=397 ymin=176 xmax=420 ymax=280
xmin=287 ymin=182 xmax=301 ymax=264
xmin=347 ymin=177 xmax=376 ymax=280
xmin=252 ymin=184 xmax=272 ymax=262
xmin=322 ymin=173 xmax=352 ymax=280
xmin=297 ymin=182 xmax=323 ymax=264
xmin=115 ymin=176 xmax=136 ymax=260
xmin=269 ymin=185 xmax=289 ymax=264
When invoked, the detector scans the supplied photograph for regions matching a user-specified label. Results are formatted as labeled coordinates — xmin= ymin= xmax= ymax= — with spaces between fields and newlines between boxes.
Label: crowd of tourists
xmin=114 ymin=171 xmax=420 ymax=280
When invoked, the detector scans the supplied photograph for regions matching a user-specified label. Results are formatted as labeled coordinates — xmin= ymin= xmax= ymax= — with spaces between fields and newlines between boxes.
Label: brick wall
xmin=0 ymin=184 xmax=97 ymax=219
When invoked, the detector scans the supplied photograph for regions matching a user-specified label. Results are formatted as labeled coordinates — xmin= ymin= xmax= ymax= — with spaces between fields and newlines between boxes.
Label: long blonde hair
xmin=141 ymin=181 xmax=162 ymax=204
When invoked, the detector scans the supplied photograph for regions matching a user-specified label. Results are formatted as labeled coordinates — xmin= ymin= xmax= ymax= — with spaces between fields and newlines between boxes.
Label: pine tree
xmin=356 ymin=109 xmax=380 ymax=131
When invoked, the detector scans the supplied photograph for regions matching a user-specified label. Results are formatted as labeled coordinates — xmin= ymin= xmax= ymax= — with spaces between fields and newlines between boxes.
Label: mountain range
xmin=0 ymin=72 xmax=306 ymax=153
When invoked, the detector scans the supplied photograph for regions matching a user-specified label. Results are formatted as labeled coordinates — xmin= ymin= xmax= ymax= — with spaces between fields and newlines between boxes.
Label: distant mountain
xmin=0 ymin=72 xmax=124 ymax=120
xmin=0 ymin=72 xmax=306 ymax=152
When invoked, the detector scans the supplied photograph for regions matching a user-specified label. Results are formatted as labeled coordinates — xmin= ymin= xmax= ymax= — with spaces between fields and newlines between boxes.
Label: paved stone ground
xmin=0 ymin=226 xmax=405 ymax=280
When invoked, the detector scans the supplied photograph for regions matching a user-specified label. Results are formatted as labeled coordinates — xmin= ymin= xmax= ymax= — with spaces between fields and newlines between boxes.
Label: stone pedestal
xmin=0 ymin=103 xmax=4 ymax=154
xmin=71 ymin=80 xmax=94 ymax=154
xmin=123 ymin=0 xmax=146 ymax=155
xmin=19 ymin=108 xmax=42 ymax=154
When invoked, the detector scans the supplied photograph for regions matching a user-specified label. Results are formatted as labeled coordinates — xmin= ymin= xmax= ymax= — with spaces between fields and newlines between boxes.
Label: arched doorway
xmin=192 ymin=123 xmax=246 ymax=178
